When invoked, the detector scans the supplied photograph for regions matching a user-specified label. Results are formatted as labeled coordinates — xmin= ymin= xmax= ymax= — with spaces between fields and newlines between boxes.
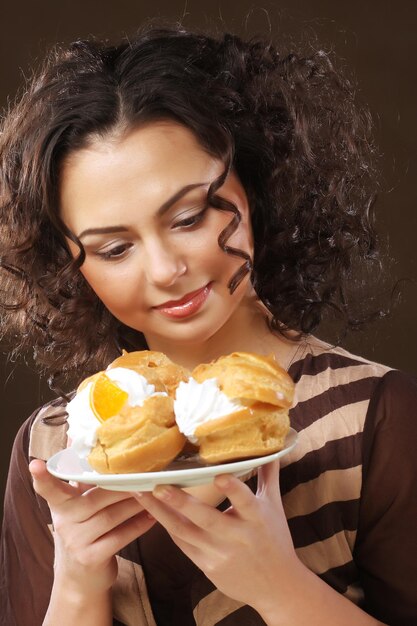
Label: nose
xmin=142 ymin=238 xmax=187 ymax=287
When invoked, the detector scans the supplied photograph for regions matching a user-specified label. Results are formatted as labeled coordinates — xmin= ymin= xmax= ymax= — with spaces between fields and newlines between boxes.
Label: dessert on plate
xmin=174 ymin=352 xmax=294 ymax=463
xmin=66 ymin=350 xmax=295 ymax=472
xmin=66 ymin=350 xmax=188 ymax=473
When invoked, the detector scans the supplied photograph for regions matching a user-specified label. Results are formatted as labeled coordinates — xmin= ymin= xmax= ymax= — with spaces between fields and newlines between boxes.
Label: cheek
xmin=80 ymin=263 xmax=140 ymax=310
xmin=204 ymin=209 xmax=253 ymax=256
xmin=188 ymin=215 xmax=253 ymax=286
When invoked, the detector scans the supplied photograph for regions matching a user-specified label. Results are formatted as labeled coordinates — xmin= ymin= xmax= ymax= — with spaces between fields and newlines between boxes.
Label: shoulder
xmin=5 ymin=398 xmax=68 ymax=532
xmin=289 ymin=334 xmax=416 ymax=425
xmin=289 ymin=336 xmax=391 ymax=409
xmin=11 ymin=397 xmax=68 ymax=467
xmin=29 ymin=399 xmax=69 ymax=461
xmin=286 ymin=335 xmax=398 ymax=443
xmin=362 ymin=369 xmax=417 ymax=473
xmin=365 ymin=367 xmax=417 ymax=419
xmin=286 ymin=334 xmax=416 ymax=461
xmin=289 ymin=335 xmax=391 ymax=381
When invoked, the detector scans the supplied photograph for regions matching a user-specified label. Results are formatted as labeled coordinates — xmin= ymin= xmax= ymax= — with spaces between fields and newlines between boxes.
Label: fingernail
xmin=153 ymin=486 xmax=173 ymax=500
xmin=215 ymin=475 xmax=230 ymax=489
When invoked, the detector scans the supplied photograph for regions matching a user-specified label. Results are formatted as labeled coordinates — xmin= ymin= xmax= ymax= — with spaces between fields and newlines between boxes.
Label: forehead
xmin=59 ymin=121 xmax=221 ymax=230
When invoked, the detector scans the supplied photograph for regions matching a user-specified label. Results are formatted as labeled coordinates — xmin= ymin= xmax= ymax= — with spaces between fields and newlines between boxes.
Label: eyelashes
xmin=172 ymin=209 xmax=206 ymax=229
xmin=95 ymin=243 xmax=132 ymax=260
xmin=94 ymin=209 xmax=207 ymax=261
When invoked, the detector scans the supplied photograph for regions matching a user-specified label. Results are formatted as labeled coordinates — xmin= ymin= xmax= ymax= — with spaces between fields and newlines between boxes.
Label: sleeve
xmin=354 ymin=369 xmax=417 ymax=626
xmin=0 ymin=412 xmax=55 ymax=626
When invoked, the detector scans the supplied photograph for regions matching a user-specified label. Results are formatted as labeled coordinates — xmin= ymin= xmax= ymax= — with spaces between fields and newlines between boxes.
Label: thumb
xmin=29 ymin=459 xmax=79 ymax=506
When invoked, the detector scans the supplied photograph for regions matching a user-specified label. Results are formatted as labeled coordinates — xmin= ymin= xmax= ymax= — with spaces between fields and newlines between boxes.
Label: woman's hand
xmin=133 ymin=460 xmax=300 ymax=617
xmin=134 ymin=462 xmax=385 ymax=626
xmin=30 ymin=459 xmax=156 ymax=599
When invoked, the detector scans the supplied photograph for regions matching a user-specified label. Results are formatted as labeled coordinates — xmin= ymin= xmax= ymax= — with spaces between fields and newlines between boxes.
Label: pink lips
xmin=154 ymin=283 xmax=212 ymax=319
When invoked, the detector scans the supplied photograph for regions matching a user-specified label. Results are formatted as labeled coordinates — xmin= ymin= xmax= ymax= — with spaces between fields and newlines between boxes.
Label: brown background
xmin=1 ymin=0 xmax=416 ymax=518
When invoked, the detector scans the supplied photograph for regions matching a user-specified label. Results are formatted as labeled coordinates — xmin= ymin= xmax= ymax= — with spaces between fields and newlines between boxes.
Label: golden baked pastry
xmin=88 ymin=395 xmax=186 ymax=473
xmin=190 ymin=352 xmax=294 ymax=463
xmin=71 ymin=349 xmax=293 ymax=472
xmin=192 ymin=351 xmax=294 ymax=408
xmin=109 ymin=350 xmax=190 ymax=397
xmin=83 ymin=350 xmax=188 ymax=473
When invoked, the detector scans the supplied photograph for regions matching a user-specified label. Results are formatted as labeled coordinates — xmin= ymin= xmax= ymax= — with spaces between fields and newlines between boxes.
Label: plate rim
xmin=47 ymin=427 xmax=298 ymax=487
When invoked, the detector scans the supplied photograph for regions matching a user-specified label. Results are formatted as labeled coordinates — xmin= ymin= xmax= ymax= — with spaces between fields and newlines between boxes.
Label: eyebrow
xmin=77 ymin=182 xmax=208 ymax=240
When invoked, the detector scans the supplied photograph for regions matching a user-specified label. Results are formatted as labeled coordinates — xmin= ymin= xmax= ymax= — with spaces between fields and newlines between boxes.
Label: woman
xmin=1 ymin=25 xmax=416 ymax=626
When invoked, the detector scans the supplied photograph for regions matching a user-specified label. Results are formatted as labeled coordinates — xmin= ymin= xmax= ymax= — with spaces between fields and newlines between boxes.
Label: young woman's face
xmin=59 ymin=121 xmax=253 ymax=347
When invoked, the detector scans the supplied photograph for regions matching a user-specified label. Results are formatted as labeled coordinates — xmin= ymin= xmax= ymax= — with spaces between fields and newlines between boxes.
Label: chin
xmin=150 ymin=310 xmax=233 ymax=346
xmin=161 ymin=323 xmax=223 ymax=345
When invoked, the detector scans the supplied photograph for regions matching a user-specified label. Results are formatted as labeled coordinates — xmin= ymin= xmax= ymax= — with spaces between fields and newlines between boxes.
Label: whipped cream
xmin=174 ymin=377 xmax=241 ymax=442
xmin=66 ymin=367 xmax=163 ymax=459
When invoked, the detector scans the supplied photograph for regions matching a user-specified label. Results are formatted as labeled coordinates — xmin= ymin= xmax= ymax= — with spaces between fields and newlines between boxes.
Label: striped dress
xmin=1 ymin=335 xmax=417 ymax=625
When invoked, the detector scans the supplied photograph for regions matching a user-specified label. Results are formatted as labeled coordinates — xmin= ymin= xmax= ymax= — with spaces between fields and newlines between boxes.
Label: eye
xmin=172 ymin=209 xmax=206 ymax=229
xmin=95 ymin=242 xmax=133 ymax=261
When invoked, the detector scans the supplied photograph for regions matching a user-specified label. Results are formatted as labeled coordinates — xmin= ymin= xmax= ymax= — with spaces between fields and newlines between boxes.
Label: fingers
xmin=213 ymin=474 xmax=260 ymax=520
xmin=133 ymin=463 xmax=281 ymax=544
xmin=69 ymin=480 xmax=94 ymax=494
xmin=30 ymin=459 xmax=143 ymax=522
xmin=30 ymin=459 xmax=78 ymax=506
xmin=31 ymin=462 xmax=157 ymax=578
xmin=93 ymin=510 xmax=156 ymax=558
xmin=79 ymin=497 xmax=148 ymax=544
xmin=131 ymin=467 xmax=283 ymax=561
xmin=154 ymin=483 xmax=229 ymax=530
xmin=133 ymin=474 xmax=258 ymax=545
xmin=76 ymin=488 xmax=137 ymax=522
xmin=256 ymin=459 xmax=280 ymax=498
xmin=54 ymin=506 xmax=157 ymax=573
xmin=134 ymin=489 xmax=205 ymax=544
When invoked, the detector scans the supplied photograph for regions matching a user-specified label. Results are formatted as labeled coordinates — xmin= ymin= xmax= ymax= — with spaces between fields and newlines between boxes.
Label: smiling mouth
xmin=154 ymin=283 xmax=212 ymax=318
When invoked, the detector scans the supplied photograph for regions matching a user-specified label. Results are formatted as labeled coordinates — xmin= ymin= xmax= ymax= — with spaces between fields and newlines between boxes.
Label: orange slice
xmin=90 ymin=373 xmax=129 ymax=422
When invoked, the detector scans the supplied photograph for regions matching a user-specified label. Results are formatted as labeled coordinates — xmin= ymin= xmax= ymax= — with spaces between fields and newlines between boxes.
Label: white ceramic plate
xmin=46 ymin=427 xmax=298 ymax=491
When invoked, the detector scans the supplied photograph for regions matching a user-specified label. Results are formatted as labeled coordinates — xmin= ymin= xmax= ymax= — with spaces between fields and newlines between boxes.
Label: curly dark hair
xmin=0 ymin=24 xmax=382 ymax=391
